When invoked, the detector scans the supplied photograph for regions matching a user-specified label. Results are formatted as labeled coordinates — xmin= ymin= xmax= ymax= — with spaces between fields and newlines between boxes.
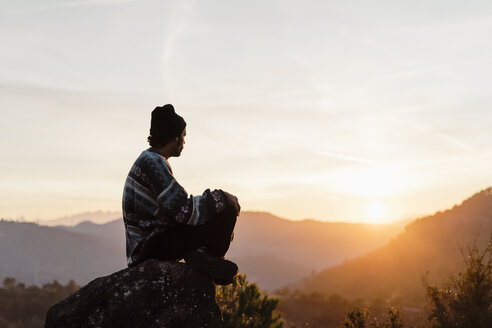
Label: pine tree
xmin=340 ymin=306 xmax=405 ymax=328
xmin=216 ymin=274 xmax=284 ymax=328
xmin=425 ymin=235 xmax=492 ymax=328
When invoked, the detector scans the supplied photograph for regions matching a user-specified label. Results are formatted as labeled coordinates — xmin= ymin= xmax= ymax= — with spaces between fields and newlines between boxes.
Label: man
xmin=122 ymin=104 xmax=240 ymax=284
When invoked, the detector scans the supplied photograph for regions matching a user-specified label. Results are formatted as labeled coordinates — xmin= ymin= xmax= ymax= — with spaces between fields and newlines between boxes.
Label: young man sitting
xmin=122 ymin=104 xmax=240 ymax=284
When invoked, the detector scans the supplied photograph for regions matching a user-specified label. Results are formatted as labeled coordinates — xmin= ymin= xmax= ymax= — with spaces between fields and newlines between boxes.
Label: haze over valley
xmin=0 ymin=211 xmax=404 ymax=291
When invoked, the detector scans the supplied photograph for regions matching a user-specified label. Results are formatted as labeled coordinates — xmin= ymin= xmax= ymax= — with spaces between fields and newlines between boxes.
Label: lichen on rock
xmin=45 ymin=259 xmax=224 ymax=328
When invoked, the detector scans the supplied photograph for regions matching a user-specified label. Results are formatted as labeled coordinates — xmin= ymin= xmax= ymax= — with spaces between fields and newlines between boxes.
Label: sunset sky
xmin=1 ymin=0 xmax=492 ymax=223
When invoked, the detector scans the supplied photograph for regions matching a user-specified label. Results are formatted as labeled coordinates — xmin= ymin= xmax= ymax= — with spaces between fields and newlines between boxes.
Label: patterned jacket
xmin=122 ymin=148 xmax=226 ymax=266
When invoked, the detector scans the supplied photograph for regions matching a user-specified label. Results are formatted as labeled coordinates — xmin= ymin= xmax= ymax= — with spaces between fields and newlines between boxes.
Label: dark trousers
xmin=140 ymin=204 xmax=237 ymax=262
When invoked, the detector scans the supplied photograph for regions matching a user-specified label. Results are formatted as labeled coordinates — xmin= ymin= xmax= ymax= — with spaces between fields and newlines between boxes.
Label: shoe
xmin=184 ymin=248 xmax=238 ymax=281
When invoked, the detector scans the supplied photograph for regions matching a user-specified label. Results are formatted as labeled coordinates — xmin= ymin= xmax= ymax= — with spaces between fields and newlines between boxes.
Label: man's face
xmin=173 ymin=128 xmax=186 ymax=157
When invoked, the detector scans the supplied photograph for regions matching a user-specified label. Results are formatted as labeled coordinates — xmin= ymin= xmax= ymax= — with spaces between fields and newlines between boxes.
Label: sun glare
xmin=365 ymin=202 xmax=388 ymax=224
xmin=331 ymin=165 xmax=410 ymax=197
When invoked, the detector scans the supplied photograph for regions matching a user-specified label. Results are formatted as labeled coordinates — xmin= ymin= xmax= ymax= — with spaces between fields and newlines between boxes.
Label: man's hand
xmin=223 ymin=191 xmax=241 ymax=216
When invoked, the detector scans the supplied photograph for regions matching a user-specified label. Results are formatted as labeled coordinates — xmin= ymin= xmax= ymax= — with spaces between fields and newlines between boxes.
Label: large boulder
xmin=45 ymin=259 xmax=224 ymax=328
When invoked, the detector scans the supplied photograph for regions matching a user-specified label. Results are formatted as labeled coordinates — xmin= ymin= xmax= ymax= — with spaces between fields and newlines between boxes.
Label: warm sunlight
xmin=333 ymin=165 xmax=409 ymax=197
xmin=365 ymin=202 xmax=389 ymax=224
xmin=3 ymin=2 xmax=492 ymax=327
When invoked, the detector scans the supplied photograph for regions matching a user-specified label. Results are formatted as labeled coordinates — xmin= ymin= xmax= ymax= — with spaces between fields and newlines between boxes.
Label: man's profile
xmin=122 ymin=104 xmax=240 ymax=284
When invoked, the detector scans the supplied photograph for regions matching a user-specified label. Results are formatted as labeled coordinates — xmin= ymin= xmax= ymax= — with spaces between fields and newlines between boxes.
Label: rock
xmin=45 ymin=259 xmax=224 ymax=328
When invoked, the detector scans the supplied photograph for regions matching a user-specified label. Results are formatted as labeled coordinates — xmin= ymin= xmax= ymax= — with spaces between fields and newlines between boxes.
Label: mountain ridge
xmin=0 ymin=211 xmax=404 ymax=290
xmin=298 ymin=187 xmax=492 ymax=304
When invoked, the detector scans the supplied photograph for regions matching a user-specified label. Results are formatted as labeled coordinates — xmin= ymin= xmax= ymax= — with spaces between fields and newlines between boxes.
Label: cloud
xmin=5 ymin=0 xmax=137 ymax=14
xmin=53 ymin=0 xmax=137 ymax=8
xmin=432 ymin=131 xmax=474 ymax=151
xmin=314 ymin=150 xmax=376 ymax=165
xmin=378 ymin=63 xmax=462 ymax=80
xmin=161 ymin=0 xmax=195 ymax=98
xmin=411 ymin=123 xmax=474 ymax=152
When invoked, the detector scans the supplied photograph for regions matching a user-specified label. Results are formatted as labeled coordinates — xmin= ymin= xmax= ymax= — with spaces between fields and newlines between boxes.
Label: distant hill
xmin=0 ymin=212 xmax=404 ymax=290
xmin=298 ymin=187 xmax=492 ymax=305
xmin=228 ymin=212 xmax=404 ymax=289
xmin=41 ymin=211 xmax=121 ymax=226
xmin=0 ymin=220 xmax=125 ymax=286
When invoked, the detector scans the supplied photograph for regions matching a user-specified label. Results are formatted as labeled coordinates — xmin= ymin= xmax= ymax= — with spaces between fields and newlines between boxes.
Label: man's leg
xmin=183 ymin=203 xmax=238 ymax=284
xmin=138 ymin=203 xmax=239 ymax=283
xmin=201 ymin=203 xmax=237 ymax=258
xmin=139 ymin=203 xmax=237 ymax=262
xmin=139 ymin=224 xmax=206 ymax=262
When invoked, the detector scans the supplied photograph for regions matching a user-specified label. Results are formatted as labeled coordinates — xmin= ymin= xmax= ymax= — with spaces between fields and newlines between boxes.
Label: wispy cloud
xmin=161 ymin=0 xmax=194 ymax=98
xmin=411 ymin=123 xmax=474 ymax=151
xmin=378 ymin=63 xmax=461 ymax=80
xmin=433 ymin=131 xmax=474 ymax=151
xmin=314 ymin=150 xmax=376 ymax=165
xmin=6 ymin=0 xmax=137 ymax=14
xmin=61 ymin=0 xmax=137 ymax=6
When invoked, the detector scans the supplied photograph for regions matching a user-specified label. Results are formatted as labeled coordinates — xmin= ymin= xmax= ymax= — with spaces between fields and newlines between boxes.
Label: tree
xmin=340 ymin=306 xmax=405 ymax=328
xmin=425 ymin=236 xmax=492 ymax=328
xmin=340 ymin=306 xmax=370 ymax=328
xmin=0 ymin=278 xmax=80 ymax=328
xmin=3 ymin=277 xmax=16 ymax=289
xmin=216 ymin=274 xmax=284 ymax=328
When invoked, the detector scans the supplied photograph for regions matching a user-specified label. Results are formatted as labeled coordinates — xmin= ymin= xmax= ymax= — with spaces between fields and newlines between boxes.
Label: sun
xmin=365 ymin=202 xmax=389 ymax=224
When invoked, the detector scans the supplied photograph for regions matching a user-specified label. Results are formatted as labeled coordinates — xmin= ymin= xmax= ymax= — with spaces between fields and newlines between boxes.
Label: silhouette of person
xmin=122 ymin=104 xmax=240 ymax=284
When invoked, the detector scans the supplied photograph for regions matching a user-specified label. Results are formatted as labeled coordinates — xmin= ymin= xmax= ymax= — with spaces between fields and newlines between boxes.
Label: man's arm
xmin=141 ymin=152 xmax=227 ymax=225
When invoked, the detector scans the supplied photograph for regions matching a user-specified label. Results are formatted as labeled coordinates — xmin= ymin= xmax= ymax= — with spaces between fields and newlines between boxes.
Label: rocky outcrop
xmin=45 ymin=259 xmax=223 ymax=328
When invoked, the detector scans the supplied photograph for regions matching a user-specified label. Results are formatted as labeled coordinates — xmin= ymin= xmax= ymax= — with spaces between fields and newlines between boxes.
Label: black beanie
xmin=149 ymin=104 xmax=186 ymax=140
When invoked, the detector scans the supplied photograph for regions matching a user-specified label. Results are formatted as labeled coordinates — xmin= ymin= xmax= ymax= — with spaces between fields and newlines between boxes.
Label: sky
xmin=1 ymin=0 xmax=492 ymax=223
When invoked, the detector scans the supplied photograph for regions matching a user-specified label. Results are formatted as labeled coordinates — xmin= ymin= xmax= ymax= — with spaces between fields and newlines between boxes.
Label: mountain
xmin=57 ymin=219 xmax=124 ymax=248
xmin=298 ymin=187 xmax=492 ymax=305
xmin=0 ymin=220 xmax=126 ymax=286
xmin=0 ymin=212 xmax=404 ymax=290
xmin=228 ymin=212 xmax=404 ymax=289
xmin=41 ymin=211 xmax=122 ymax=226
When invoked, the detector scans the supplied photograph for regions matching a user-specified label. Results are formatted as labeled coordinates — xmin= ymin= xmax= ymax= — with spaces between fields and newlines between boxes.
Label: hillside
xmin=228 ymin=212 xmax=404 ymax=289
xmin=0 ymin=221 xmax=126 ymax=285
xmin=299 ymin=187 xmax=492 ymax=305
xmin=0 ymin=212 xmax=403 ymax=290
xmin=42 ymin=211 xmax=122 ymax=226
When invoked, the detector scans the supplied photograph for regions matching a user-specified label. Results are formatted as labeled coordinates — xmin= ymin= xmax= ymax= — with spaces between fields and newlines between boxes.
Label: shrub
xmin=216 ymin=274 xmax=284 ymax=328
xmin=424 ymin=236 xmax=492 ymax=328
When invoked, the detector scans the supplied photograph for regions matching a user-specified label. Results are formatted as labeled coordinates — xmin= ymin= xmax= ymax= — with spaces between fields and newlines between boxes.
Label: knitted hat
xmin=149 ymin=104 xmax=186 ymax=140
